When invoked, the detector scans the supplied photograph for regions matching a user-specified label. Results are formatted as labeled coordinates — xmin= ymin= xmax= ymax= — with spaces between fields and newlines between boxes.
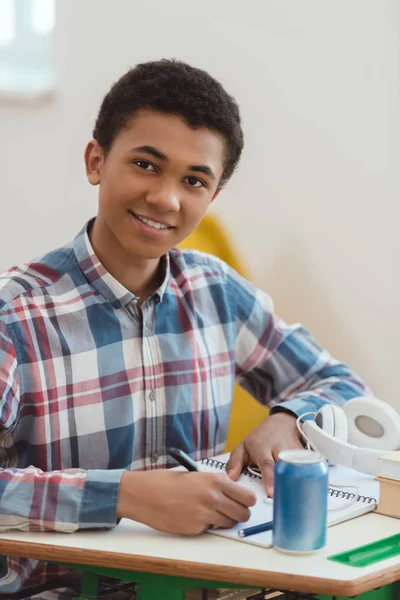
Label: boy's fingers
xmin=225 ymin=443 xmax=248 ymax=481
xmin=258 ymin=456 xmax=276 ymax=497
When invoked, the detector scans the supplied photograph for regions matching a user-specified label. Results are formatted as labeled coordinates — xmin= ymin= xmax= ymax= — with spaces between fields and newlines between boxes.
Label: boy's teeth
xmin=137 ymin=215 xmax=168 ymax=230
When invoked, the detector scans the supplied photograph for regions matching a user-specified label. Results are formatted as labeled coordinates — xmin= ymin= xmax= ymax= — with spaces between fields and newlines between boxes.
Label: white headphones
xmin=301 ymin=396 xmax=400 ymax=476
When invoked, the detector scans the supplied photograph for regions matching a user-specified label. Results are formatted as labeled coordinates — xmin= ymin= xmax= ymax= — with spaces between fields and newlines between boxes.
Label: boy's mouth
xmin=128 ymin=210 xmax=175 ymax=233
xmin=129 ymin=210 xmax=175 ymax=233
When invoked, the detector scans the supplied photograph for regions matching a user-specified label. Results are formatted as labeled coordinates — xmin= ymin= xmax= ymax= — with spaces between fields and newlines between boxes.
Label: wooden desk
xmin=0 ymin=512 xmax=400 ymax=599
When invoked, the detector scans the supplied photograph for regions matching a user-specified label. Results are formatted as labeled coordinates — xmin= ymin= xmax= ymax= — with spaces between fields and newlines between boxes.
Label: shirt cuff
xmin=270 ymin=396 xmax=328 ymax=420
xmin=79 ymin=469 xmax=125 ymax=529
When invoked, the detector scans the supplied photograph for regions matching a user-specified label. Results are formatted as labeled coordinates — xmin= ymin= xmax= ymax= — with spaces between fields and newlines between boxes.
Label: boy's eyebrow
xmin=131 ymin=145 xmax=216 ymax=180
xmin=188 ymin=165 xmax=216 ymax=180
xmin=132 ymin=145 xmax=167 ymax=161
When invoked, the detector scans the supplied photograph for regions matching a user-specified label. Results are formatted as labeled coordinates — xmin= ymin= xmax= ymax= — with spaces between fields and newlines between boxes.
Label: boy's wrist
xmin=117 ymin=470 xmax=149 ymax=521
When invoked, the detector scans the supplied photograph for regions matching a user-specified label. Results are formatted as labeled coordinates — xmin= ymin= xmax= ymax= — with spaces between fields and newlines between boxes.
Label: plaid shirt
xmin=0 ymin=218 xmax=367 ymax=596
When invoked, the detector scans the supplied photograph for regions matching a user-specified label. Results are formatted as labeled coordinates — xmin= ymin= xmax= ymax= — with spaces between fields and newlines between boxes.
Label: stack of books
xmin=375 ymin=452 xmax=400 ymax=518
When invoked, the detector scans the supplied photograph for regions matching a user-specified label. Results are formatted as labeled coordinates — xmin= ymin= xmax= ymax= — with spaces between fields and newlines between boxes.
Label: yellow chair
xmin=178 ymin=213 xmax=269 ymax=452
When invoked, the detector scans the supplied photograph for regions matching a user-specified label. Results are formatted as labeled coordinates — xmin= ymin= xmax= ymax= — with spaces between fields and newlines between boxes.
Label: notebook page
xmin=203 ymin=460 xmax=380 ymax=548
xmin=327 ymin=464 xmax=379 ymax=526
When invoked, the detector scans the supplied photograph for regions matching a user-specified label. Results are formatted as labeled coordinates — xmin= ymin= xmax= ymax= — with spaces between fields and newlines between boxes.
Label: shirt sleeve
xmin=0 ymin=318 xmax=123 ymax=533
xmin=228 ymin=268 xmax=370 ymax=418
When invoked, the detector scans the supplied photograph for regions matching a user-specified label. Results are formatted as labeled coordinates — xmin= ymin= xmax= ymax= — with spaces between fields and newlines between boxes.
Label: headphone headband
xmin=302 ymin=420 xmax=385 ymax=475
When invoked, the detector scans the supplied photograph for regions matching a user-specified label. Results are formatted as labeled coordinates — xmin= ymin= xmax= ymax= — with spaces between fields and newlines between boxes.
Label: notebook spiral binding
xmin=200 ymin=458 xmax=226 ymax=470
xmin=200 ymin=459 xmax=261 ymax=479
xmin=200 ymin=459 xmax=377 ymax=504
xmin=328 ymin=487 xmax=377 ymax=504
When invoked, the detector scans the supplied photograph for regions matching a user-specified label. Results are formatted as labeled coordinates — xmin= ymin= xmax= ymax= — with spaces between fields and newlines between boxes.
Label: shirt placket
xmin=141 ymin=301 xmax=163 ymax=469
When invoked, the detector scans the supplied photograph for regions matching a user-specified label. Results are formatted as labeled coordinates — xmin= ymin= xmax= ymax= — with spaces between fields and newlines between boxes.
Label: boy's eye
xmin=133 ymin=160 xmax=156 ymax=171
xmin=184 ymin=176 xmax=205 ymax=188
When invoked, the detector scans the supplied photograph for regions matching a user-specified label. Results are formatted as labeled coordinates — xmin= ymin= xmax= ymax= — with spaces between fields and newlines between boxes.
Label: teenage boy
xmin=0 ymin=59 xmax=368 ymax=598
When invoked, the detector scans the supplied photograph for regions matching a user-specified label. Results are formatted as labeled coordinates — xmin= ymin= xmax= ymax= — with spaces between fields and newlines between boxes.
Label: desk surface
xmin=0 ymin=513 xmax=400 ymax=596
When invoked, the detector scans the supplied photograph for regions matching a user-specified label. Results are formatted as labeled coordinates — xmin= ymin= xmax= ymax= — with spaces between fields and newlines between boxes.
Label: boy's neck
xmin=89 ymin=217 xmax=163 ymax=304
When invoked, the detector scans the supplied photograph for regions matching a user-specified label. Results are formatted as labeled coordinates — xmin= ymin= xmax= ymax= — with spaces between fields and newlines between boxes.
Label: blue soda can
xmin=273 ymin=449 xmax=328 ymax=553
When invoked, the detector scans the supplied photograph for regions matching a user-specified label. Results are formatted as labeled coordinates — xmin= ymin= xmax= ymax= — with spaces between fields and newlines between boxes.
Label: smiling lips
xmin=129 ymin=210 xmax=175 ymax=232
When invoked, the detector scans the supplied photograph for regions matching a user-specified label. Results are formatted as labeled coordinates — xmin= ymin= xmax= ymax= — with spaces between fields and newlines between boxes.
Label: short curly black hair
xmin=93 ymin=59 xmax=243 ymax=187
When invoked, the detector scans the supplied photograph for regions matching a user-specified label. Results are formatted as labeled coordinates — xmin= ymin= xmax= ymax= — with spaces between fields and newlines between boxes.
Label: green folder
xmin=328 ymin=533 xmax=400 ymax=567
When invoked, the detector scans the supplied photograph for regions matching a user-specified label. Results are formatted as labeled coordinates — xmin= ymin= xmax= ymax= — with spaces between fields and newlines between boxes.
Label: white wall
xmin=1 ymin=0 xmax=399 ymax=405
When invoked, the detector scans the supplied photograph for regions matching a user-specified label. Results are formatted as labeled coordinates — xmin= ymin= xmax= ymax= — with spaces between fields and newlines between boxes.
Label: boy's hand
xmin=226 ymin=412 xmax=303 ymax=497
xmin=117 ymin=469 xmax=256 ymax=535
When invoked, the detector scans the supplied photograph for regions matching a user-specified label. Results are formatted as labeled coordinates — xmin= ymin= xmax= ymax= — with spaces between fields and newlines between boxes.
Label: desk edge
xmin=0 ymin=538 xmax=398 ymax=596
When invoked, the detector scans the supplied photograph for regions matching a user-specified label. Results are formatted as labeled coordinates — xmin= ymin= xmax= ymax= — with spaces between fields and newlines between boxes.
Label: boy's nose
xmin=145 ymin=186 xmax=180 ymax=212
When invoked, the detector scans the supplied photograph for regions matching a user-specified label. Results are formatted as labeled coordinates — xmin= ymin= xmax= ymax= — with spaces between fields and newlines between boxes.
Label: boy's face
xmin=85 ymin=110 xmax=225 ymax=260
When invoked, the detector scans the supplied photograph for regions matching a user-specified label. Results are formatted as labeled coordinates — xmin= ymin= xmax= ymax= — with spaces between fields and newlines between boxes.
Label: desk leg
xmin=135 ymin=573 xmax=185 ymax=600
xmin=73 ymin=571 xmax=99 ymax=600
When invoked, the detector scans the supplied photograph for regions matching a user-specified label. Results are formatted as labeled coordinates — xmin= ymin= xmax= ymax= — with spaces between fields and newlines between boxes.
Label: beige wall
xmin=0 ymin=0 xmax=399 ymax=404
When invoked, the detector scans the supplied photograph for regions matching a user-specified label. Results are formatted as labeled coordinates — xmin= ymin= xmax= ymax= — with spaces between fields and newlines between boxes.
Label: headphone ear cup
xmin=315 ymin=404 xmax=348 ymax=442
xmin=343 ymin=396 xmax=400 ymax=451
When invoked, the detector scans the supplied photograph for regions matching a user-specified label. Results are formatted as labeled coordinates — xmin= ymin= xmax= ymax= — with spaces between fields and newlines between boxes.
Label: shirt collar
xmin=73 ymin=218 xmax=170 ymax=308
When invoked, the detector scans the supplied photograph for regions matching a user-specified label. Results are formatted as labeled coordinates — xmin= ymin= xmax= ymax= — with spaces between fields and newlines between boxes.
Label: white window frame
xmin=0 ymin=0 xmax=55 ymax=101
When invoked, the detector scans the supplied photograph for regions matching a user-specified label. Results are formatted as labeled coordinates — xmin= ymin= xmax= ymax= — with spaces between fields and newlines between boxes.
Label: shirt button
xmin=149 ymin=390 xmax=156 ymax=402
xmin=150 ymin=453 xmax=158 ymax=463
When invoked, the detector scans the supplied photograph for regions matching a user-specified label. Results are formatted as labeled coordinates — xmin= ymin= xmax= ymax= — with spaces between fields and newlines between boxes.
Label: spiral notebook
xmin=199 ymin=455 xmax=380 ymax=548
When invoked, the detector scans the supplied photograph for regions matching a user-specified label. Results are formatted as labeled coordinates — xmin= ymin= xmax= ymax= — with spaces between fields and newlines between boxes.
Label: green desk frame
xmin=58 ymin=562 xmax=400 ymax=600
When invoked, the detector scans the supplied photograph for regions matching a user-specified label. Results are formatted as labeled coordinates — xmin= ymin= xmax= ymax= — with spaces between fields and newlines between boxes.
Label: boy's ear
xmin=84 ymin=140 xmax=104 ymax=186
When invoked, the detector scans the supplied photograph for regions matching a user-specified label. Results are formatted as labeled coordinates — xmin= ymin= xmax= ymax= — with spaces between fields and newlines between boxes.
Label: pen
xmin=168 ymin=447 xmax=200 ymax=472
xmin=238 ymin=521 xmax=273 ymax=538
